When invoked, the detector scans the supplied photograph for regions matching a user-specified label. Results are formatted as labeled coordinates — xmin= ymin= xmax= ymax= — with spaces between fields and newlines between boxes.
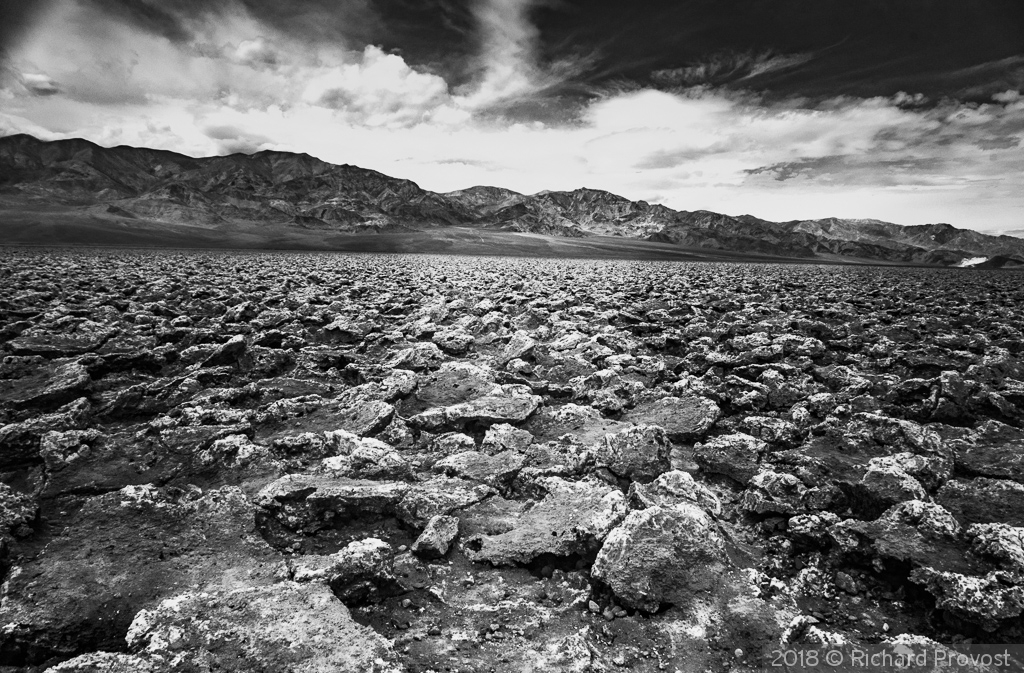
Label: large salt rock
xmin=333 ymin=399 xmax=395 ymax=437
xmin=498 ymin=330 xmax=537 ymax=365
xmin=256 ymin=475 xmax=411 ymax=533
xmin=292 ymin=537 xmax=396 ymax=604
xmin=628 ymin=470 xmax=721 ymax=516
xmin=740 ymin=415 xmax=802 ymax=447
xmin=944 ymin=419 xmax=1024 ymax=483
xmin=694 ymin=433 xmax=766 ymax=485
xmin=329 ymin=537 xmax=396 ymax=604
xmin=443 ymin=385 xmax=542 ymax=425
xmin=428 ymin=431 xmax=477 ymax=455
xmin=0 ymin=397 xmax=91 ymax=469
xmin=433 ymin=450 xmax=525 ymax=491
xmin=0 ymin=359 xmax=91 ymax=408
xmin=909 ymin=568 xmax=1024 ymax=631
xmin=594 ymin=425 xmax=671 ymax=483
xmin=866 ymin=452 xmax=952 ymax=492
xmin=936 ymin=477 xmax=1024 ymax=526
xmin=384 ymin=342 xmax=445 ymax=371
xmin=394 ymin=477 xmax=495 ymax=528
xmin=967 ymin=523 xmax=1024 ymax=573
xmin=829 ymin=500 xmax=976 ymax=576
xmin=481 ymin=423 xmax=534 ymax=454
xmin=409 ymin=385 xmax=542 ymax=430
xmin=523 ymin=403 xmax=630 ymax=445
xmin=319 ymin=317 xmax=374 ymax=344
xmin=0 ymin=485 xmax=281 ymax=662
xmin=8 ymin=327 xmax=111 ymax=358
xmin=464 ymin=477 xmax=627 ymax=565
xmin=592 ymin=503 xmax=730 ymax=613
xmin=623 ymin=395 xmax=720 ymax=441
xmin=46 ymin=652 xmax=157 ymax=672
xmin=319 ymin=431 xmax=411 ymax=480
xmin=432 ymin=328 xmax=474 ymax=355
xmin=844 ymin=413 xmax=946 ymax=458
xmin=256 ymin=474 xmax=491 ymax=532
xmin=124 ymin=582 xmax=402 ymax=672
xmin=853 ymin=463 xmax=928 ymax=518
xmin=408 ymin=363 xmax=497 ymax=412
xmin=740 ymin=470 xmax=807 ymax=515
xmin=197 ymin=433 xmax=278 ymax=471
xmin=0 ymin=482 xmax=36 ymax=555
xmin=201 ymin=334 xmax=247 ymax=367
xmin=411 ymin=514 xmax=460 ymax=559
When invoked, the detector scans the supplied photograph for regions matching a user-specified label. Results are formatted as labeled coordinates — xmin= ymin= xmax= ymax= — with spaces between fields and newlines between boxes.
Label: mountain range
xmin=1 ymin=133 xmax=1022 ymax=266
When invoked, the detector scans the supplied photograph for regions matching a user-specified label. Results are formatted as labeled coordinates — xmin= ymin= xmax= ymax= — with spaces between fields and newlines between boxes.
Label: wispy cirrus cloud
xmin=454 ymin=0 xmax=593 ymax=116
xmin=651 ymin=50 xmax=814 ymax=88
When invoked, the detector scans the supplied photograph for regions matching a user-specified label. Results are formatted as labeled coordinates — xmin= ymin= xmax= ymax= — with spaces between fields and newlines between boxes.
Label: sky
xmin=1 ymin=0 xmax=1023 ymax=231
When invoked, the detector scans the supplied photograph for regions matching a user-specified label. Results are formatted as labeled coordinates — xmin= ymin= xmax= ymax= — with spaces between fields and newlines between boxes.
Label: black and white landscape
xmin=2 ymin=1 xmax=1024 ymax=672
xmin=3 ymin=134 xmax=1024 ymax=267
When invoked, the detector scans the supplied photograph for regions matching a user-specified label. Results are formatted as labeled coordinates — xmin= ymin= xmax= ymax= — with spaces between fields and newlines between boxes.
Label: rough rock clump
xmin=411 ymin=514 xmax=460 ymax=559
xmin=0 ymin=482 xmax=36 ymax=556
xmin=119 ymin=582 xmax=402 ymax=672
xmin=623 ymin=395 xmax=720 ymax=441
xmin=0 ymin=485 xmax=281 ymax=662
xmin=594 ymin=424 xmax=672 ymax=483
xmin=694 ymin=433 xmax=766 ymax=485
xmin=464 ymin=477 xmax=627 ymax=565
xmin=592 ymin=503 xmax=730 ymax=612
xmin=628 ymin=470 xmax=722 ymax=515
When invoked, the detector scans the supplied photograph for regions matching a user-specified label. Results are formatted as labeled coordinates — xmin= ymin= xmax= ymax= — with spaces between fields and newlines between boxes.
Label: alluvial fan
xmin=2 ymin=248 xmax=1024 ymax=671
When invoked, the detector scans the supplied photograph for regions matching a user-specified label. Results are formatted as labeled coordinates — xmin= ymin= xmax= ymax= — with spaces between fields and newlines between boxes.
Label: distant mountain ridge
xmin=1 ymin=133 xmax=1022 ymax=266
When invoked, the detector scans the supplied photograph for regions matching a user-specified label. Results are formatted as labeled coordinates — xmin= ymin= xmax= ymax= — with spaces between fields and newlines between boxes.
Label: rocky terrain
xmin=3 ymin=134 xmax=1024 ymax=267
xmin=1 ymin=248 xmax=1023 ymax=671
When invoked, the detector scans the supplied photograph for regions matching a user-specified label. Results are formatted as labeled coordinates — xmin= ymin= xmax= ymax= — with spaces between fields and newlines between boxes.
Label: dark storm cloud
xmin=83 ymin=0 xmax=198 ymax=42
xmin=746 ymin=156 xmax=948 ymax=186
xmin=42 ymin=0 xmax=479 ymax=82
xmin=3 ymin=0 xmax=1022 ymax=102
xmin=529 ymin=0 xmax=1024 ymax=100
xmin=364 ymin=0 xmax=477 ymax=79
xmin=0 ymin=0 xmax=56 ymax=51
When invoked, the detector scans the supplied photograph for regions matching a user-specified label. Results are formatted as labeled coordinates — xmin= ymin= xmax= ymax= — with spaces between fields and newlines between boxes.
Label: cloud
xmin=6 ymin=0 xmax=468 ymax=127
xmin=0 ymin=0 xmax=57 ymax=52
xmin=83 ymin=0 xmax=198 ymax=42
xmin=746 ymin=156 xmax=948 ymax=186
xmin=455 ymin=0 xmax=588 ymax=113
xmin=76 ymin=0 xmax=380 ymax=45
xmin=21 ymin=72 xmax=61 ymax=95
xmin=651 ymin=50 xmax=813 ymax=88
xmin=7 ymin=0 xmax=226 ymax=105
xmin=232 ymin=38 xmax=279 ymax=68
xmin=461 ymin=0 xmax=543 ymax=103
xmin=303 ymin=45 xmax=460 ymax=127
xmin=203 ymin=123 xmax=271 ymax=153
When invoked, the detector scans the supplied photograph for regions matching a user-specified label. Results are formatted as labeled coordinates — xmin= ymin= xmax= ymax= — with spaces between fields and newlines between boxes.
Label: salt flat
xmin=2 ymin=249 xmax=1023 ymax=671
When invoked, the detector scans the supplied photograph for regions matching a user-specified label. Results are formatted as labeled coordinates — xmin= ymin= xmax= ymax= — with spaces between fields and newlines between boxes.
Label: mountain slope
xmin=2 ymin=134 xmax=1022 ymax=266
xmin=0 ymin=134 xmax=475 ymax=231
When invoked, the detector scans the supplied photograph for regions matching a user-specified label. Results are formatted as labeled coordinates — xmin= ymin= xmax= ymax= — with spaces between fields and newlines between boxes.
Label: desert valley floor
xmin=2 ymin=248 xmax=1024 ymax=672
